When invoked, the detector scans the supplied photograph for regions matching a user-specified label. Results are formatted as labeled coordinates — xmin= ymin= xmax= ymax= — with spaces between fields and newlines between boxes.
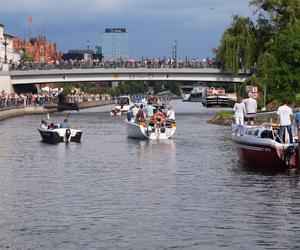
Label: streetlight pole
xmin=174 ymin=40 xmax=177 ymax=68
xmin=1 ymin=37 xmax=9 ymax=64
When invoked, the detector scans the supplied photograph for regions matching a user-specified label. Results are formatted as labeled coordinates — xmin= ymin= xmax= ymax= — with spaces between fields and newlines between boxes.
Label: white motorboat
xmin=38 ymin=126 xmax=82 ymax=144
xmin=125 ymin=112 xmax=176 ymax=140
xmin=110 ymin=95 xmax=134 ymax=115
xmin=182 ymin=92 xmax=191 ymax=102
xmin=190 ymin=83 xmax=206 ymax=102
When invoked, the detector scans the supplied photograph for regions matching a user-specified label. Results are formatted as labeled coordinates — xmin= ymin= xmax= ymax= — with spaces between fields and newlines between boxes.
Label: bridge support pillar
xmin=0 ymin=63 xmax=13 ymax=93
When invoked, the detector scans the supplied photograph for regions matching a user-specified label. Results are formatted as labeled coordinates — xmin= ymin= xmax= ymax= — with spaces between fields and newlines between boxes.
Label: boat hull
xmin=125 ymin=120 xmax=176 ymax=140
xmin=38 ymin=127 xmax=82 ymax=144
xmin=232 ymin=135 xmax=297 ymax=169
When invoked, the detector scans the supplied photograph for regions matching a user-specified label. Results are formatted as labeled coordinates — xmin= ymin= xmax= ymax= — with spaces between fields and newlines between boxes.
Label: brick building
xmin=13 ymin=36 xmax=61 ymax=63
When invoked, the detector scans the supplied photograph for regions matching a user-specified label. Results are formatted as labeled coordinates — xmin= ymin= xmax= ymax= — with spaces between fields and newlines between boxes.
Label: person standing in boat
xmin=131 ymin=104 xmax=139 ymax=121
xmin=276 ymin=99 xmax=294 ymax=143
xmin=243 ymin=92 xmax=257 ymax=125
xmin=137 ymin=104 xmax=146 ymax=121
xmin=233 ymin=97 xmax=246 ymax=135
xmin=166 ymin=106 xmax=175 ymax=120
xmin=146 ymin=101 xmax=155 ymax=118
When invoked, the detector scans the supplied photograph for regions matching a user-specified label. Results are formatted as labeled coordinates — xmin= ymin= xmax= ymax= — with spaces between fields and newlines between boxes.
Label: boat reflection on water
xmin=127 ymin=138 xmax=177 ymax=164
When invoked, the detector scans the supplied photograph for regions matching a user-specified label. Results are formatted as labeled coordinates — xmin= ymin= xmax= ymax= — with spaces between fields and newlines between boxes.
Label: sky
xmin=0 ymin=0 xmax=254 ymax=60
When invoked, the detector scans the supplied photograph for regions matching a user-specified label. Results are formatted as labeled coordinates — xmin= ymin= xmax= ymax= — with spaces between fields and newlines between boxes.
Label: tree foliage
xmin=215 ymin=15 xmax=256 ymax=74
xmin=250 ymin=0 xmax=300 ymax=30
xmin=20 ymin=51 xmax=33 ymax=62
xmin=215 ymin=0 xmax=300 ymax=104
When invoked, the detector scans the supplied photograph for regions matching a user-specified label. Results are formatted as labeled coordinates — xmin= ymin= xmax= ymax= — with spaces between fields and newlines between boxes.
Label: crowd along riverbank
xmin=0 ymin=99 xmax=114 ymax=122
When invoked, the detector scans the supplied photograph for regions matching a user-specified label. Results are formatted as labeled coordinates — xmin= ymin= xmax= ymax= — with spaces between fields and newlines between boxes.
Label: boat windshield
xmin=117 ymin=97 xmax=130 ymax=105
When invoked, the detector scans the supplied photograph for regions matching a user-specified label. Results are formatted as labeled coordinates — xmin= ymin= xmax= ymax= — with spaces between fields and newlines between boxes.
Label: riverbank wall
xmin=0 ymin=100 xmax=114 ymax=122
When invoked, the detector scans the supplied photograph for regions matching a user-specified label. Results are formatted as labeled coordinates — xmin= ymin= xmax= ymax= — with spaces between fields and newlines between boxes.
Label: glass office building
xmin=101 ymin=28 xmax=129 ymax=60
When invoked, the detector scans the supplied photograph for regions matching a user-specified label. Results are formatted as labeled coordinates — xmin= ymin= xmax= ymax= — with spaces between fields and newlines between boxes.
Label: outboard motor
xmin=65 ymin=129 xmax=71 ymax=142
xmin=284 ymin=145 xmax=297 ymax=169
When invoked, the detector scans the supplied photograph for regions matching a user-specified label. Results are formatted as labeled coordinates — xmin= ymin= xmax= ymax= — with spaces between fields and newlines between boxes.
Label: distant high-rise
xmin=101 ymin=28 xmax=129 ymax=60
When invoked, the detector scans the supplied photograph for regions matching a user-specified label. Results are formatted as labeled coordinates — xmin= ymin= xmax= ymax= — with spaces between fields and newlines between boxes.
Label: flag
xmin=28 ymin=16 xmax=32 ymax=25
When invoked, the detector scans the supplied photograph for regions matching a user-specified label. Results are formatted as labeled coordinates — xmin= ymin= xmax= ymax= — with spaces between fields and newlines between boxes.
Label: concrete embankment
xmin=0 ymin=106 xmax=52 ymax=122
xmin=0 ymin=100 xmax=114 ymax=122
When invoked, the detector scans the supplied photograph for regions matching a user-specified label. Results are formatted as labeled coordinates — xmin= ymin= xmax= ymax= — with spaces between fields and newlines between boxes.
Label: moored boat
xmin=232 ymin=123 xmax=298 ymax=169
xmin=202 ymin=87 xmax=237 ymax=107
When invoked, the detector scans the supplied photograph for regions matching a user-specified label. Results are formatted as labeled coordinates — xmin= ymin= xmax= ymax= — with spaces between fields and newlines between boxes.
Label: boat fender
xmin=65 ymin=129 xmax=71 ymax=141
xmin=153 ymin=112 xmax=166 ymax=125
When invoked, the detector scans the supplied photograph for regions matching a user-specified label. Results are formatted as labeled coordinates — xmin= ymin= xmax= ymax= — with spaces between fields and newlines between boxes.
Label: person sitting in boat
xmin=233 ymin=96 xmax=246 ymax=136
xmin=48 ymin=123 xmax=56 ymax=129
xmin=137 ymin=104 xmax=146 ymax=121
xmin=60 ymin=118 xmax=69 ymax=128
xmin=40 ymin=120 xmax=48 ymax=129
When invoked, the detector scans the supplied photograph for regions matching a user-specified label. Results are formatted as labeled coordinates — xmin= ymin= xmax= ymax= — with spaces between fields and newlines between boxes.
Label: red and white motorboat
xmin=232 ymin=123 xmax=298 ymax=169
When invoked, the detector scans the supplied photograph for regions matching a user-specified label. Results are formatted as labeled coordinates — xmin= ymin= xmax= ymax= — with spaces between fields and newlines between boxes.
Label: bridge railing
xmin=9 ymin=58 xmax=220 ymax=71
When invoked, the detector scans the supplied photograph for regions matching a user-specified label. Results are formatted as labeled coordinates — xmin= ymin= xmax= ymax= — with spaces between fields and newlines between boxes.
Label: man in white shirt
xmin=276 ymin=99 xmax=294 ymax=143
xmin=243 ymin=92 xmax=257 ymax=125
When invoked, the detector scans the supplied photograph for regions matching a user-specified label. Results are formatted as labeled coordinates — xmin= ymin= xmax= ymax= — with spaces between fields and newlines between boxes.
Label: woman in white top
xmin=233 ymin=97 xmax=246 ymax=125
xmin=233 ymin=97 xmax=246 ymax=135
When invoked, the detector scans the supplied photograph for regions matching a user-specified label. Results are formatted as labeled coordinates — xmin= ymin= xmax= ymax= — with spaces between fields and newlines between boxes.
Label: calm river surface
xmin=0 ymin=100 xmax=300 ymax=250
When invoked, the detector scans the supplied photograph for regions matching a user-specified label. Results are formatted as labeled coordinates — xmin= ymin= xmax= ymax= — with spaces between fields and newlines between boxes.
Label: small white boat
xmin=110 ymin=95 xmax=134 ymax=115
xmin=182 ymin=93 xmax=191 ymax=102
xmin=125 ymin=110 xmax=176 ymax=140
xmin=190 ymin=83 xmax=206 ymax=102
xmin=38 ymin=127 xmax=82 ymax=144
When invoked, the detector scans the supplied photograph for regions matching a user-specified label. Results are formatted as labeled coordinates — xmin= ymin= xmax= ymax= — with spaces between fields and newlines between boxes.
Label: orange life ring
xmin=153 ymin=111 xmax=166 ymax=125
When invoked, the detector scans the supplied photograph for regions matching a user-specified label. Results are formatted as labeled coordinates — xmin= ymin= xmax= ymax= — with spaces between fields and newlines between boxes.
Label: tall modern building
xmin=101 ymin=28 xmax=129 ymax=60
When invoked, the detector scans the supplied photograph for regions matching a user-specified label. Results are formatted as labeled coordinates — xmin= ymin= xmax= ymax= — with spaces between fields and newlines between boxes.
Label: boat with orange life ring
xmin=125 ymin=112 xmax=176 ymax=140
xmin=153 ymin=111 xmax=166 ymax=125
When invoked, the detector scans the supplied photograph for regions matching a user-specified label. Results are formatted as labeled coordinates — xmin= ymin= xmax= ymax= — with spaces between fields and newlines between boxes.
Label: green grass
xmin=215 ymin=110 xmax=234 ymax=119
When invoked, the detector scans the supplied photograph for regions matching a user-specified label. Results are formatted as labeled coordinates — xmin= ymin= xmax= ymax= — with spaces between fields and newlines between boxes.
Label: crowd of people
xmin=9 ymin=57 xmax=217 ymax=71
xmin=0 ymin=92 xmax=56 ymax=108
xmin=0 ymin=91 xmax=112 ymax=109
xmin=127 ymin=98 xmax=175 ymax=126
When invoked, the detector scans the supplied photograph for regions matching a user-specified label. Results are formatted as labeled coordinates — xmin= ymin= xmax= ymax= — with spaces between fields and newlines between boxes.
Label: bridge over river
xmin=1 ymin=65 xmax=251 ymax=92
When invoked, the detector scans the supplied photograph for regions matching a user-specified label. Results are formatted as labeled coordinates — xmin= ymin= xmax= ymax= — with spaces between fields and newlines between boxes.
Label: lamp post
xmin=171 ymin=46 xmax=174 ymax=60
xmin=1 ymin=37 xmax=9 ymax=64
xmin=174 ymin=40 xmax=177 ymax=68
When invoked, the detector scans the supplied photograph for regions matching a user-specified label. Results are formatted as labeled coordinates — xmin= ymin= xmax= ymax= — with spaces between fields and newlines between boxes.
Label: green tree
xmin=166 ymin=81 xmax=181 ymax=96
xmin=215 ymin=15 xmax=256 ymax=74
xmin=250 ymin=0 xmax=300 ymax=30
xmin=20 ymin=51 xmax=33 ymax=62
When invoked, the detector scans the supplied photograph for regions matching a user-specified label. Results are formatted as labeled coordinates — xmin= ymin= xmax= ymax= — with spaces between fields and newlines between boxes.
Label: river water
xmin=0 ymin=100 xmax=300 ymax=250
